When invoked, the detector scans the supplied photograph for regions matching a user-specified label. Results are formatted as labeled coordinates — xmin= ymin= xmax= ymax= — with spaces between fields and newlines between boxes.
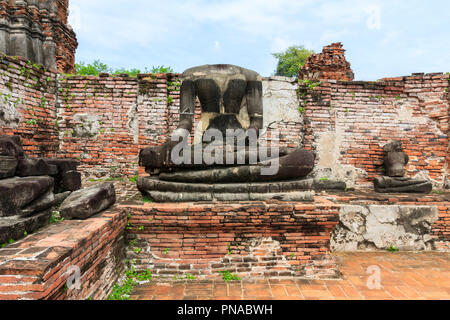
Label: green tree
xmin=272 ymin=46 xmax=314 ymax=77
xmin=74 ymin=60 xmax=174 ymax=77
xmin=75 ymin=60 xmax=111 ymax=76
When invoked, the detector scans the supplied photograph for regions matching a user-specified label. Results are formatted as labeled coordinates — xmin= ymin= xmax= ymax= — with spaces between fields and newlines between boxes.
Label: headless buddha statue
xmin=137 ymin=64 xmax=329 ymax=202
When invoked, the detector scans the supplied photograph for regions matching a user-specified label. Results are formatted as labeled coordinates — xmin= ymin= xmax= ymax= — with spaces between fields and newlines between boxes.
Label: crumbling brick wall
xmin=300 ymin=73 xmax=449 ymax=188
xmin=299 ymin=42 xmax=354 ymax=82
xmin=0 ymin=54 xmax=59 ymax=157
xmin=0 ymin=51 xmax=448 ymax=188
xmin=0 ymin=0 xmax=78 ymax=73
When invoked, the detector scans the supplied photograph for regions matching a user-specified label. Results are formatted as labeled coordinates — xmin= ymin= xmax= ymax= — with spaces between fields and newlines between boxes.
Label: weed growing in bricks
xmin=163 ymin=248 xmax=170 ymax=255
xmin=387 ymin=244 xmax=399 ymax=253
xmin=219 ymin=270 xmax=241 ymax=282
xmin=126 ymin=221 xmax=132 ymax=231
xmin=108 ymin=268 xmax=153 ymax=300
xmin=186 ymin=274 xmax=196 ymax=280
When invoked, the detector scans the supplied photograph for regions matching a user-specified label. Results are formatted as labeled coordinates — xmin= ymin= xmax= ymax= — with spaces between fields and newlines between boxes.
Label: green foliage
xmin=49 ymin=211 xmax=64 ymax=224
xmin=75 ymin=60 xmax=110 ymax=76
xmin=273 ymin=45 xmax=314 ymax=77
xmin=150 ymin=65 xmax=175 ymax=74
xmin=108 ymin=268 xmax=152 ymax=300
xmin=185 ymin=274 xmax=196 ymax=280
xmin=1 ymin=238 xmax=15 ymax=248
xmin=134 ymin=247 xmax=142 ymax=254
xmin=75 ymin=60 xmax=174 ymax=77
xmin=387 ymin=244 xmax=399 ymax=252
xmin=129 ymin=175 xmax=138 ymax=183
xmin=219 ymin=270 xmax=241 ymax=282
xmin=299 ymin=79 xmax=322 ymax=90
xmin=142 ymin=196 xmax=153 ymax=203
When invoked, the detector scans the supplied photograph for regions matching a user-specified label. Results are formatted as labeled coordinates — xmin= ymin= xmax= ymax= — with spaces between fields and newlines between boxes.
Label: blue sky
xmin=69 ymin=0 xmax=450 ymax=80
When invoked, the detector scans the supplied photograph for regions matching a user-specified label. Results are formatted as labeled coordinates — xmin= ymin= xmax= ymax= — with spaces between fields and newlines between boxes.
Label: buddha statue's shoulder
xmin=182 ymin=64 xmax=262 ymax=82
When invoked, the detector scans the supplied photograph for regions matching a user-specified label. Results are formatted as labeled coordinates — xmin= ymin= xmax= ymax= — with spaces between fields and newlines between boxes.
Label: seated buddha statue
xmin=137 ymin=64 xmax=340 ymax=202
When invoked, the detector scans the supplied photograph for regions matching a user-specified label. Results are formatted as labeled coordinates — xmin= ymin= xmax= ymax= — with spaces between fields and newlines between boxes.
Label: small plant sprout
xmin=387 ymin=244 xmax=399 ymax=253
xmin=219 ymin=270 xmax=241 ymax=282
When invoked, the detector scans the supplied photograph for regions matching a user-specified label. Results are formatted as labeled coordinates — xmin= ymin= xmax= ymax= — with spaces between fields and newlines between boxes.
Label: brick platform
xmin=0 ymin=208 xmax=126 ymax=300
xmin=131 ymin=252 xmax=450 ymax=300
xmin=122 ymin=201 xmax=343 ymax=280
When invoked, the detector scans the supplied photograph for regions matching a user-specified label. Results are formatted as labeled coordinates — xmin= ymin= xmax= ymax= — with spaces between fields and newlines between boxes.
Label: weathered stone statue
xmin=138 ymin=64 xmax=345 ymax=202
xmin=374 ymin=141 xmax=432 ymax=193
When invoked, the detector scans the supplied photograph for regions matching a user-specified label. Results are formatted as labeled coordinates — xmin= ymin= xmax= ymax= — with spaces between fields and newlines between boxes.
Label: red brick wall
xmin=54 ymin=0 xmax=78 ymax=74
xmin=122 ymin=202 xmax=341 ymax=279
xmin=0 ymin=54 xmax=59 ymax=157
xmin=56 ymin=75 xmax=141 ymax=177
xmin=301 ymin=74 xmax=449 ymax=187
xmin=0 ymin=55 xmax=448 ymax=187
xmin=0 ymin=208 xmax=126 ymax=300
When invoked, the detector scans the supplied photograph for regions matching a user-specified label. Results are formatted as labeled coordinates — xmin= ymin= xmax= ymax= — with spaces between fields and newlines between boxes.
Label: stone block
xmin=0 ymin=176 xmax=54 ymax=217
xmin=59 ymin=182 xmax=116 ymax=220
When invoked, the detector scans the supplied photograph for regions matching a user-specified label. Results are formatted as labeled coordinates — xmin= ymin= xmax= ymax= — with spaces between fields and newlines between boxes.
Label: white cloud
xmin=381 ymin=31 xmax=400 ymax=45
xmin=69 ymin=0 xmax=450 ymax=79
xmin=214 ymin=41 xmax=221 ymax=52
xmin=271 ymin=38 xmax=295 ymax=53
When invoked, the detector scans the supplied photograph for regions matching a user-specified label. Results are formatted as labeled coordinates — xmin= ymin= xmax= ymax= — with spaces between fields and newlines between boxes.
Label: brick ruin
xmin=0 ymin=3 xmax=449 ymax=300
xmin=299 ymin=42 xmax=355 ymax=82
xmin=0 ymin=49 xmax=447 ymax=189
xmin=0 ymin=0 xmax=77 ymax=73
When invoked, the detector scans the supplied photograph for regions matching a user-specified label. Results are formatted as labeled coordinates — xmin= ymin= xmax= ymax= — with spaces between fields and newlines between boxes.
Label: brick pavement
xmin=131 ymin=252 xmax=450 ymax=300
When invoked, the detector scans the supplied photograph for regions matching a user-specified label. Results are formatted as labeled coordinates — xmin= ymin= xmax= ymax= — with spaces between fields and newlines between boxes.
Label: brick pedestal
xmin=122 ymin=202 xmax=341 ymax=280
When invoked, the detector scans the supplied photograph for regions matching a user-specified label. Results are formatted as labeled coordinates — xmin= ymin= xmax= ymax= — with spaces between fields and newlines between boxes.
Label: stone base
xmin=137 ymin=176 xmax=347 ymax=202
xmin=331 ymin=205 xmax=440 ymax=251
xmin=122 ymin=202 xmax=342 ymax=280
xmin=374 ymin=177 xmax=433 ymax=194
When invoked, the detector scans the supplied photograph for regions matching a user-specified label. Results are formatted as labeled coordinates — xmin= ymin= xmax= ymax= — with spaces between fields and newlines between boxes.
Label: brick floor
xmin=130 ymin=252 xmax=450 ymax=300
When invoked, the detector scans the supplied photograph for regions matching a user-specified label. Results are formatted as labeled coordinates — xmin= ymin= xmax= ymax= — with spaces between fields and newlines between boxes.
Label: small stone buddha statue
xmin=374 ymin=141 xmax=432 ymax=193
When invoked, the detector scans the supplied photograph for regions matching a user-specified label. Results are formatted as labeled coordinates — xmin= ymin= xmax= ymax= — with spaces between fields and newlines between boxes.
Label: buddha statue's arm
xmin=246 ymin=81 xmax=263 ymax=134
xmin=178 ymin=79 xmax=196 ymax=131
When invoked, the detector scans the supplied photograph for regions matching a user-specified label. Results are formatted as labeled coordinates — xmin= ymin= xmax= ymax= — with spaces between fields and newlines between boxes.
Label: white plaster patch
xmin=262 ymin=77 xmax=302 ymax=129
